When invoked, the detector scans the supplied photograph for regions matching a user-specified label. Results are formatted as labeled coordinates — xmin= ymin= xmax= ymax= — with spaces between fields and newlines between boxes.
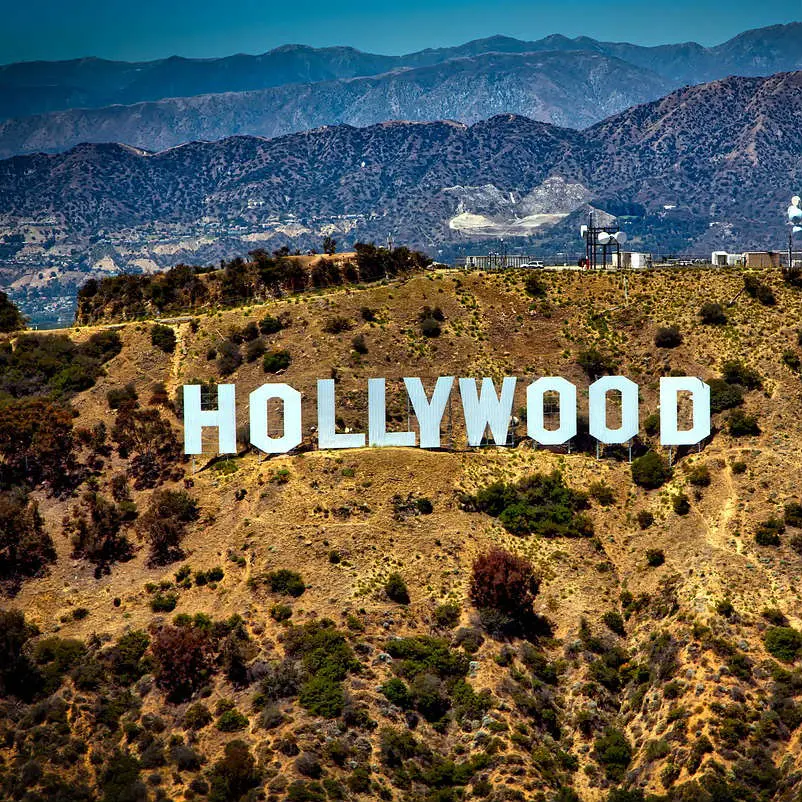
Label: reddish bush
xmin=470 ymin=547 xmax=540 ymax=617
xmin=151 ymin=625 xmax=213 ymax=702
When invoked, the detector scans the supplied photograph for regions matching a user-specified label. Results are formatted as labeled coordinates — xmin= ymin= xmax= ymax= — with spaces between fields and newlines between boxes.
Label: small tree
xmin=139 ymin=489 xmax=199 ymax=566
xmin=385 ymin=573 xmax=410 ymax=604
xmin=0 ymin=291 xmax=25 ymax=332
xmin=0 ymin=491 xmax=55 ymax=587
xmin=63 ymin=491 xmax=132 ymax=572
xmin=631 ymin=451 xmax=671 ymax=489
xmin=151 ymin=625 xmax=212 ymax=702
xmin=151 ymin=324 xmax=176 ymax=354
xmin=323 ymin=236 xmax=337 ymax=255
xmin=470 ymin=547 xmax=539 ymax=618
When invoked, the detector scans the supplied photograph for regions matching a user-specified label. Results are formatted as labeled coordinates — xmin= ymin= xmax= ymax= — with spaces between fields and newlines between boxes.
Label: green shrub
xmin=784 ymin=502 xmax=802 ymax=528
xmin=721 ymin=359 xmax=762 ymax=390
xmin=631 ymin=451 xmax=671 ymax=489
xmin=351 ymin=334 xmax=368 ymax=354
xmin=524 ymin=274 xmax=547 ymax=297
xmin=216 ymin=709 xmax=249 ymax=732
xmin=263 ymin=349 xmax=291 ymax=373
xmin=708 ymin=378 xmax=744 ymax=413
xmin=385 ymin=572 xmax=410 ymax=604
xmin=636 ymin=510 xmax=654 ymax=529
xmin=380 ymin=677 xmax=413 ymax=709
xmin=360 ymin=307 xmax=376 ymax=322
xmin=589 ymin=482 xmax=615 ymax=506
xmin=271 ymin=604 xmax=293 ymax=622
xmin=643 ymin=413 xmax=660 ymax=436
xmin=150 ymin=592 xmax=178 ymax=613
xmin=299 ymin=674 xmax=346 ymax=718
xmin=265 ymin=569 xmax=305 ymax=597
xmin=433 ymin=603 xmax=461 ymax=629
xmin=716 ymin=599 xmax=734 ymax=618
xmin=592 ymin=727 xmax=632 ymax=781
xmin=259 ymin=314 xmax=284 ymax=335
xmin=765 ymin=627 xmax=802 ymax=662
xmin=466 ymin=470 xmax=591 ymax=537
xmin=416 ymin=497 xmax=434 ymax=514
xmin=755 ymin=518 xmax=784 ymax=546
xmin=576 ymin=346 xmax=616 ymax=377
xmin=782 ymin=350 xmax=801 ymax=372
xmin=150 ymin=324 xmax=176 ymax=353
xmin=672 ymin=493 xmax=690 ymax=515
xmin=646 ymin=549 xmax=665 ymax=567
xmin=0 ymin=291 xmax=25 ymax=332
xmin=731 ymin=460 xmax=747 ymax=474
xmin=183 ymin=702 xmax=212 ymax=730
xmin=602 ymin=611 xmax=625 ymax=636
xmin=107 ymin=383 xmax=138 ymax=410
xmin=420 ymin=317 xmax=442 ymax=338
xmin=207 ymin=740 xmax=260 ymax=802
xmin=0 ymin=490 xmax=56 ymax=586
xmin=323 ymin=316 xmax=352 ymax=334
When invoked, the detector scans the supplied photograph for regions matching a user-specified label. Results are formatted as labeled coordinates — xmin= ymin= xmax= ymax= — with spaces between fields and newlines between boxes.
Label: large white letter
xmin=183 ymin=384 xmax=237 ymax=455
xmin=660 ymin=377 xmax=711 ymax=446
xmin=404 ymin=377 xmax=454 ymax=449
xmin=526 ymin=377 xmax=577 ymax=445
xmin=317 ymin=379 xmax=366 ymax=450
xmin=249 ymin=384 xmax=302 ymax=454
xmin=589 ymin=376 xmax=639 ymax=444
xmin=459 ymin=377 xmax=517 ymax=446
xmin=368 ymin=378 xmax=415 ymax=447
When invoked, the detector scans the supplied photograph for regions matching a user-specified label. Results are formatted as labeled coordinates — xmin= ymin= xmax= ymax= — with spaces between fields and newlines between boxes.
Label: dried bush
xmin=151 ymin=625 xmax=212 ymax=702
xmin=654 ymin=326 xmax=682 ymax=348
xmin=470 ymin=547 xmax=539 ymax=618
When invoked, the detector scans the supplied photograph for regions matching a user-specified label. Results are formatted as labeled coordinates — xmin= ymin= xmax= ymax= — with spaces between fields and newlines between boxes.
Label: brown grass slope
xmin=5 ymin=267 xmax=802 ymax=802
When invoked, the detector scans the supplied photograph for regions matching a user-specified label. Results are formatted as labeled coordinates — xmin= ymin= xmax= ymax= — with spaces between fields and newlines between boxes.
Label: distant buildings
xmin=711 ymin=251 xmax=781 ymax=268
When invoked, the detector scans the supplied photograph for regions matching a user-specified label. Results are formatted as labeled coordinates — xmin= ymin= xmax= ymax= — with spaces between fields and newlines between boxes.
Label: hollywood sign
xmin=183 ymin=376 xmax=710 ymax=455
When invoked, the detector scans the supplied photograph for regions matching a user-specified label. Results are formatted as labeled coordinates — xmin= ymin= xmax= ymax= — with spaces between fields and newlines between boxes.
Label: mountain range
xmin=2 ymin=71 xmax=800 ymax=254
xmin=0 ymin=23 xmax=801 ymax=158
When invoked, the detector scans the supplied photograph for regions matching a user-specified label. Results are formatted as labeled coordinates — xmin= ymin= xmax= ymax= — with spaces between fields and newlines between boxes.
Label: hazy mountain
xmin=0 ymin=51 xmax=672 ymax=158
xmin=0 ymin=22 xmax=800 ymax=125
xmin=1 ymin=70 xmax=800 ymax=276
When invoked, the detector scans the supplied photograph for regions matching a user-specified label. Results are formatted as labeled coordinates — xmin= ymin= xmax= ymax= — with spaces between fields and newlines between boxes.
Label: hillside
xmin=4 ymin=266 xmax=802 ymax=802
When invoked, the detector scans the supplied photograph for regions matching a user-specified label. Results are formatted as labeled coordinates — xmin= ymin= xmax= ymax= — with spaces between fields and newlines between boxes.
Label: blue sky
xmin=0 ymin=0 xmax=798 ymax=64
